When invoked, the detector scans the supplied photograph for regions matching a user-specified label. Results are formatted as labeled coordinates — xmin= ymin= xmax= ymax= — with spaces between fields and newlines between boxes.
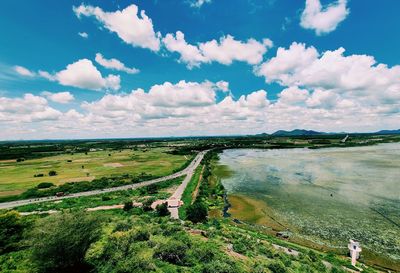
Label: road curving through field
xmin=0 ymin=151 xmax=208 ymax=210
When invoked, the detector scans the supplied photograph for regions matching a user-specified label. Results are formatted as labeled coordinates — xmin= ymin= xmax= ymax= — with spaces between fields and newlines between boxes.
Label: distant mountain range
xmin=374 ymin=129 xmax=400 ymax=135
xmin=267 ymin=129 xmax=400 ymax=136
xmin=271 ymin=129 xmax=325 ymax=136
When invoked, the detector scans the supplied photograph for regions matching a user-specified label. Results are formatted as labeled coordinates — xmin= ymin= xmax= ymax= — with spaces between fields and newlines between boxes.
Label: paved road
xmin=0 ymin=151 xmax=207 ymax=210
xmin=168 ymin=150 xmax=208 ymax=219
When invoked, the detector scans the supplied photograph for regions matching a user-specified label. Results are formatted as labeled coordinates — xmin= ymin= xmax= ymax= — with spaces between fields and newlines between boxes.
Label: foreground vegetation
xmin=2 ymin=207 xmax=378 ymax=273
xmin=1 ymin=134 xmax=399 ymax=272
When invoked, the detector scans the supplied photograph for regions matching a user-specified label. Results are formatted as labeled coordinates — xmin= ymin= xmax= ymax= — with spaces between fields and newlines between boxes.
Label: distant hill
xmin=271 ymin=129 xmax=325 ymax=136
xmin=374 ymin=129 xmax=400 ymax=135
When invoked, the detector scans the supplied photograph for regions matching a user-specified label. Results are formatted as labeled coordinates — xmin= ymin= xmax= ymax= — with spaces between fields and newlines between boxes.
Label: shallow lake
xmin=219 ymin=143 xmax=400 ymax=262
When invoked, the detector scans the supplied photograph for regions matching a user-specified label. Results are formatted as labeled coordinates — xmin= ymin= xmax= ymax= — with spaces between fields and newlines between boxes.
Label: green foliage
xmin=0 ymin=211 xmax=27 ymax=254
xmin=156 ymin=202 xmax=170 ymax=217
xmin=30 ymin=211 xmax=102 ymax=273
xmin=0 ymin=209 xmax=382 ymax=273
xmin=232 ymin=235 xmax=256 ymax=255
xmin=145 ymin=184 xmax=158 ymax=194
xmin=186 ymin=201 xmax=208 ymax=223
xmin=142 ymin=198 xmax=155 ymax=212
xmin=153 ymin=237 xmax=190 ymax=265
xmin=36 ymin=182 xmax=54 ymax=189
xmin=101 ymin=195 xmax=111 ymax=201
xmin=179 ymin=164 xmax=203 ymax=219
xmin=48 ymin=170 xmax=57 ymax=176
xmin=202 ymin=259 xmax=242 ymax=273
xmin=267 ymin=261 xmax=287 ymax=273
xmin=132 ymin=229 xmax=150 ymax=241
xmin=86 ymin=228 xmax=155 ymax=273
xmin=123 ymin=201 xmax=133 ymax=211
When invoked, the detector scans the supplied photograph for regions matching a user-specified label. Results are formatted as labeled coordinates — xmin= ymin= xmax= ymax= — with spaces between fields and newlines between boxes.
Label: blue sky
xmin=0 ymin=0 xmax=399 ymax=139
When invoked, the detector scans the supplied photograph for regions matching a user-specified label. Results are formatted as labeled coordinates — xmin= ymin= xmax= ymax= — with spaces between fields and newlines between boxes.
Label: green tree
xmin=36 ymin=182 xmax=54 ymax=189
xmin=156 ymin=202 xmax=170 ymax=217
xmin=48 ymin=170 xmax=57 ymax=176
xmin=142 ymin=198 xmax=155 ymax=212
xmin=186 ymin=201 xmax=208 ymax=223
xmin=0 ymin=211 xmax=27 ymax=254
xmin=30 ymin=211 xmax=101 ymax=273
xmin=153 ymin=238 xmax=189 ymax=265
xmin=123 ymin=201 xmax=133 ymax=211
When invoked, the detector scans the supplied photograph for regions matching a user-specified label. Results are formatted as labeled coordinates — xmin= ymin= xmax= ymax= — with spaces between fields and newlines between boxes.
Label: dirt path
xmin=191 ymin=165 xmax=205 ymax=205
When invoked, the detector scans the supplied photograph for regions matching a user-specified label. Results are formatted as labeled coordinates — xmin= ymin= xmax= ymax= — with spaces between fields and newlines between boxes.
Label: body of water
xmin=219 ymin=143 xmax=400 ymax=261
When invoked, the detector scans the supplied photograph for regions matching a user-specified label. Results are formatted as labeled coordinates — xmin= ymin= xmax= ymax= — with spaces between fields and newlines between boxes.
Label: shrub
xmin=101 ymin=196 xmax=111 ymax=201
xmin=36 ymin=182 xmax=54 ymax=189
xmin=0 ymin=211 xmax=27 ymax=254
xmin=153 ymin=239 xmax=189 ymax=265
xmin=48 ymin=170 xmax=57 ymax=176
xmin=30 ymin=211 xmax=101 ymax=273
xmin=268 ymin=262 xmax=287 ymax=273
xmin=186 ymin=201 xmax=208 ymax=223
xmin=16 ymin=158 xmax=25 ymax=162
xmin=156 ymin=203 xmax=170 ymax=217
xmin=123 ymin=201 xmax=133 ymax=211
xmin=21 ymin=188 xmax=42 ymax=198
xmin=202 ymin=259 xmax=241 ymax=273
xmin=146 ymin=184 xmax=158 ymax=194
xmin=161 ymin=224 xmax=182 ymax=237
xmin=142 ymin=198 xmax=155 ymax=212
xmin=133 ymin=229 xmax=150 ymax=241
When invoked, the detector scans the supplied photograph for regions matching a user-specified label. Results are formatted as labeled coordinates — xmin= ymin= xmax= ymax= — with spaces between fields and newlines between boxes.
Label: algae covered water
xmin=219 ymin=143 xmax=400 ymax=262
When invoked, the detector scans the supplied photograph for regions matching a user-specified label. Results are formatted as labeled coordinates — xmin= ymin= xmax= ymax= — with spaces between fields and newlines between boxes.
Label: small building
xmin=348 ymin=239 xmax=362 ymax=266
xmin=167 ymin=198 xmax=183 ymax=208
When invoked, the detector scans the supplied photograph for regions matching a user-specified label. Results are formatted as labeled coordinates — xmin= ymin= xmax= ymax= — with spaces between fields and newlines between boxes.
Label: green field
xmin=0 ymin=148 xmax=189 ymax=197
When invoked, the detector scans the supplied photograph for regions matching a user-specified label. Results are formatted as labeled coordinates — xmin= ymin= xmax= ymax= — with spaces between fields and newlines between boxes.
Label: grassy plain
xmin=12 ymin=176 xmax=184 ymax=213
xmin=0 ymin=148 xmax=188 ymax=197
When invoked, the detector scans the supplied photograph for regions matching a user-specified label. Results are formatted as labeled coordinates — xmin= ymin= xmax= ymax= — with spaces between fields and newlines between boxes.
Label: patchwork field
xmin=218 ymin=143 xmax=400 ymax=271
xmin=0 ymin=148 xmax=189 ymax=197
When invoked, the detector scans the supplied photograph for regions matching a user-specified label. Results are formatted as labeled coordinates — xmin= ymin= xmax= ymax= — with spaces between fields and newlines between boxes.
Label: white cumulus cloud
xmin=300 ymin=0 xmax=349 ymax=35
xmin=40 ymin=59 xmax=120 ymax=91
xmin=73 ymin=4 xmax=161 ymax=51
xmin=163 ymin=31 xmax=273 ymax=68
xmin=41 ymin=91 xmax=75 ymax=104
xmin=95 ymin=53 xmax=139 ymax=74
xmin=255 ymin=41 xmax=400 ymax=121
xmin=0 ymin=94 xmax=62 ymax=123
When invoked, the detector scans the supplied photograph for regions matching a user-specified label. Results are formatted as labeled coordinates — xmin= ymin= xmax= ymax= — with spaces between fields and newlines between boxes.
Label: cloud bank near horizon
xmin=2 ymin=1 xmax=399 ymax=140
